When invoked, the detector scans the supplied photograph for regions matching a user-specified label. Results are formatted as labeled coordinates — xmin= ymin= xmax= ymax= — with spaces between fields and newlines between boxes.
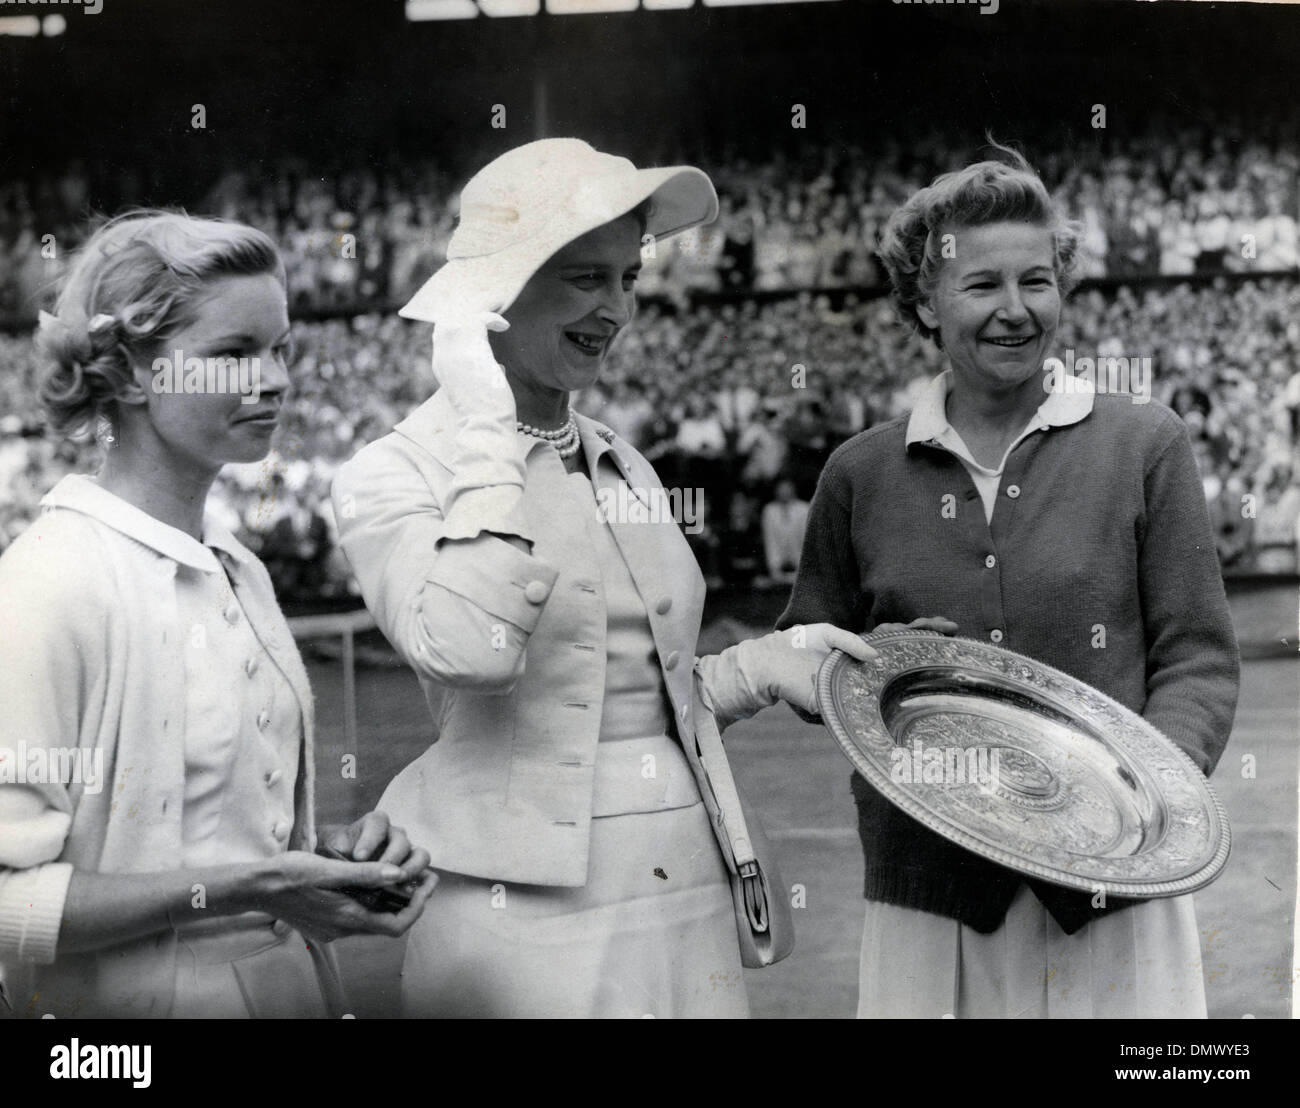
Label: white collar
xmin=905 ymin=368 xmax=1094 ymax=455
xmin=40 ymin=474 xmax=250 ymax=574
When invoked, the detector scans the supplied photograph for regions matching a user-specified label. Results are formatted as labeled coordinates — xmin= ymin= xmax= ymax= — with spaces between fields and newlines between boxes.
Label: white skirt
xmin=170 ymin=917 xmax=341 ymax=1019
xmin=400 ymin=734 xmax=748 ymax=1019
xmin=857 ymin=885 xmax=1206 ymax=1019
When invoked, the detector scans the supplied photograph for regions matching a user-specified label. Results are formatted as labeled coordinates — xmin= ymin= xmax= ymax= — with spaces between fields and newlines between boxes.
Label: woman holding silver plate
xmin=780 ymin=145 xmax=1240 ymax=1018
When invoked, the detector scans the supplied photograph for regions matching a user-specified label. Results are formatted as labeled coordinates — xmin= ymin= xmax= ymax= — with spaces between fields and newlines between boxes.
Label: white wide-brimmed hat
xmin=400 ymin=138 xmax=718 ymax=321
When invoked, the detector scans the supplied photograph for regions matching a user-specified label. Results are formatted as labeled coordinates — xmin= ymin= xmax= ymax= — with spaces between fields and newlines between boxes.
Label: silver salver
xmin=817 ymin=631 xmax=1231 ymax=897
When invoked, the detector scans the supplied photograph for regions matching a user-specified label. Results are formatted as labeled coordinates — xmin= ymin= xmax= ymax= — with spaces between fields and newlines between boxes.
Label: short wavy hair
xmin=876 ymin=143 xmax=1081 ymax=345
xmin=37 ymin=209 xmax=285 ymax=438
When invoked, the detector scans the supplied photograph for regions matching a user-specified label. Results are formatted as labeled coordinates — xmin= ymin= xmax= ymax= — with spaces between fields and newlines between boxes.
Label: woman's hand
xmin=430 ymin=312 xmax=514 ymax=422
xmin=243 ymin=850 xmax=438 ymax=943
xmin=758 ymin=624 xmax=878 ymax=717
xmin=318 ymin=810 xmax=430 ymax=884
xmin=697 ymin=623 xmax=878 ymax=729
xmin=427 ymin=313 xmax=535 ymax=545
xmin=870 ymin=616 xmax=959 ymax=636
xmin=52 ymin=836 xmax=437 ymax=956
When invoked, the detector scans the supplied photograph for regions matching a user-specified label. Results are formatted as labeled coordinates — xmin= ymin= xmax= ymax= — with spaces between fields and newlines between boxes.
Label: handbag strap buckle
xmin=739 ymin=861 xmax=769 ymax=933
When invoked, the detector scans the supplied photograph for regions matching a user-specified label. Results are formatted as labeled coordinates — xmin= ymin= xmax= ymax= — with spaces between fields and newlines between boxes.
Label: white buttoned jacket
xmin=332 ymin=389 xmax=753 ymax=887
xmin=0 ymin=477 xmax=321 ymax=1017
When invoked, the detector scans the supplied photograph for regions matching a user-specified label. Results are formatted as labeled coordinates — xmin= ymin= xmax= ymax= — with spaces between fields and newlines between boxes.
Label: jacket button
xmin=224 ymin=604 xmax=241 ymax=625
xmin=655 ymin=597 xmax=672 ymax=615
xmin=272 ymin=919 xmax=292 ymax=938
xmin=245 ymin=657 xmax=259 ymax=677
xmin=1006 ymin=485 xmax=1021 ymax=499
xmin=990 ymin=629 xmax=1004 ymax=644
xmin=271 ymin=819 xmax=292 ymax=842
xmin=257 ymin=709 xmax=271 ymax=731
xmin=524 ymin=580 xmax=549 ymax=604
xmin=265 ymin=768 xmax=283 ymax=788
xmin=984 ymin=554 xmax=996 ymax=569
xmin=665 ymin=651 xmax=680 ymax=670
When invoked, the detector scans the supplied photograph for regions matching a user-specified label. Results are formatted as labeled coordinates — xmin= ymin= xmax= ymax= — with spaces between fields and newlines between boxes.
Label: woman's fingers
xmin=379 ymin=869 xmax=440 ymax=936
xmin=316 ymin=823 xmax=356 ymax=857
xmin=306 ymin=856 xmax=407 ymax=890
xmin=870 ymin=617 xmax=960 ymax=636
xmin=374 ymin=825 xmax=414 ymax=868
xmin=394 ymin=847 xmax=431 ymax=881
xmin=817 ymin=624 xmax=879 ymax=661
xmin=332 ymin=869 xmax=440 ymax=939
xmin=348 ymin=810 xmax=391 ymax=861
xmin=907 ymin=616 xmax=959 ymax=635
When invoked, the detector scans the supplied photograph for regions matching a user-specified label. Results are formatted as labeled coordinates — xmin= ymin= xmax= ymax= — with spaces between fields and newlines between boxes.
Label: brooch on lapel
xmin=596 ymin=427 xmax=615 ymax=445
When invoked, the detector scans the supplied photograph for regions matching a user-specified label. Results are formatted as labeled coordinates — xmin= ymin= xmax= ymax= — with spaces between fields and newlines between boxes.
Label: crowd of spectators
xmin=4 ymin=122 xmax=1298 ymax=596
xmin=3 ymin=275 xmax=1298 ymax=601
xmin=4 ymin=124 xmax=1300 ymax=321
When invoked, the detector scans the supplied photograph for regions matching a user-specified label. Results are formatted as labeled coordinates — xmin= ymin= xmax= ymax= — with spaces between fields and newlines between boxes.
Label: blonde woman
xmin=0 ymin=212 xmax=435 ymax=1019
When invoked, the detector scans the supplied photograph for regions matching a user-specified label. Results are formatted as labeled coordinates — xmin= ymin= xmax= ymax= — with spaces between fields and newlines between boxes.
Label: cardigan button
xmin=1006 ymin=485 xmax=1021 ymax=499
xmin=271 ymin=819 xmax=292 ymax=842
xmin=655 ymin=597 xmax=672 ymax=615
xmin=984 ymin=554 xmax=996 ymax=569
xmin=524 ymin=580 xmax=550 ymax=604
xmin=990 ymin=629 xmax=1004 ymax=644
xmin=272 ymin=919 xmax=292 ymax=938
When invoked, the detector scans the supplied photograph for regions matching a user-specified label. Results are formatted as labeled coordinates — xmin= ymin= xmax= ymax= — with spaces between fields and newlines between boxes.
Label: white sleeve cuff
xmin=0 ymin=862 xmax=74 ymax=964
xmin=439 ymin=485 xmax=533 ymax=546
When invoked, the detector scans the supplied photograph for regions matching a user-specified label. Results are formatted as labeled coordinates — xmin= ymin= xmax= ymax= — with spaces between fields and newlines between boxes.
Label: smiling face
xmin=916 ymin=221 xmax=1061 ymax=402
xmin=125 ymin=273 xmax=292 ymax=477
xmin=490 ymin=213 xmax=642 ymax=404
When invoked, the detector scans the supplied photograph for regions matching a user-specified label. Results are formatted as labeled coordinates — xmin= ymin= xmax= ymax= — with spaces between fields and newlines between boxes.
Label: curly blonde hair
xmin=876 ymin=144 xmax=1082 ymax=346
xmin=37 ymin=210 xmax=284 ymax=438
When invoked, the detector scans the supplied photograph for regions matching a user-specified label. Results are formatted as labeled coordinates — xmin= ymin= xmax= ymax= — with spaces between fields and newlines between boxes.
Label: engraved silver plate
xmin=817 ymin=632 xmax=1231 ymax=897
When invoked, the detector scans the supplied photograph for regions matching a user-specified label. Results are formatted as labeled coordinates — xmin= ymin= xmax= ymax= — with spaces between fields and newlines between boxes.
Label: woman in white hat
xmin=331 ymin=139 xmax=875 ymax=1017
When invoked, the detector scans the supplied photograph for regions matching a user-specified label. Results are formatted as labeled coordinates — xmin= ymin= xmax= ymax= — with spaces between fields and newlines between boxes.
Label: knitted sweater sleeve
xmin=0 ymin=520 xmax=89 ymax=964
xmin=1137 ymin=415 xmax=1241 ymax=776
xmin=776 ymin=451 xmax=868 ymax=634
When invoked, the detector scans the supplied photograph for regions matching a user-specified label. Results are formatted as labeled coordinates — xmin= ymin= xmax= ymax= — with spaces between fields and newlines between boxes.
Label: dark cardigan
xmin=778 ymin=394 xmax=1240 ymax=934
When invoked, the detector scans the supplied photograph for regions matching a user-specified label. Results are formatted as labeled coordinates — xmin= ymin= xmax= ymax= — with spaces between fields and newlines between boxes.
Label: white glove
xmin=431 ymin=312 xmax=512 ymax=414
xmin=428 ymin=312 xmax=531 ymax=544
xmin=696 ymin=624 xmax=878 ymax=731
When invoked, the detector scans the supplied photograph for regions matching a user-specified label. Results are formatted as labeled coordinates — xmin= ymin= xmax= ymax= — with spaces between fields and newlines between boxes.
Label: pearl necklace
xmin=517 ymin=409 xmax=581 ymax=459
